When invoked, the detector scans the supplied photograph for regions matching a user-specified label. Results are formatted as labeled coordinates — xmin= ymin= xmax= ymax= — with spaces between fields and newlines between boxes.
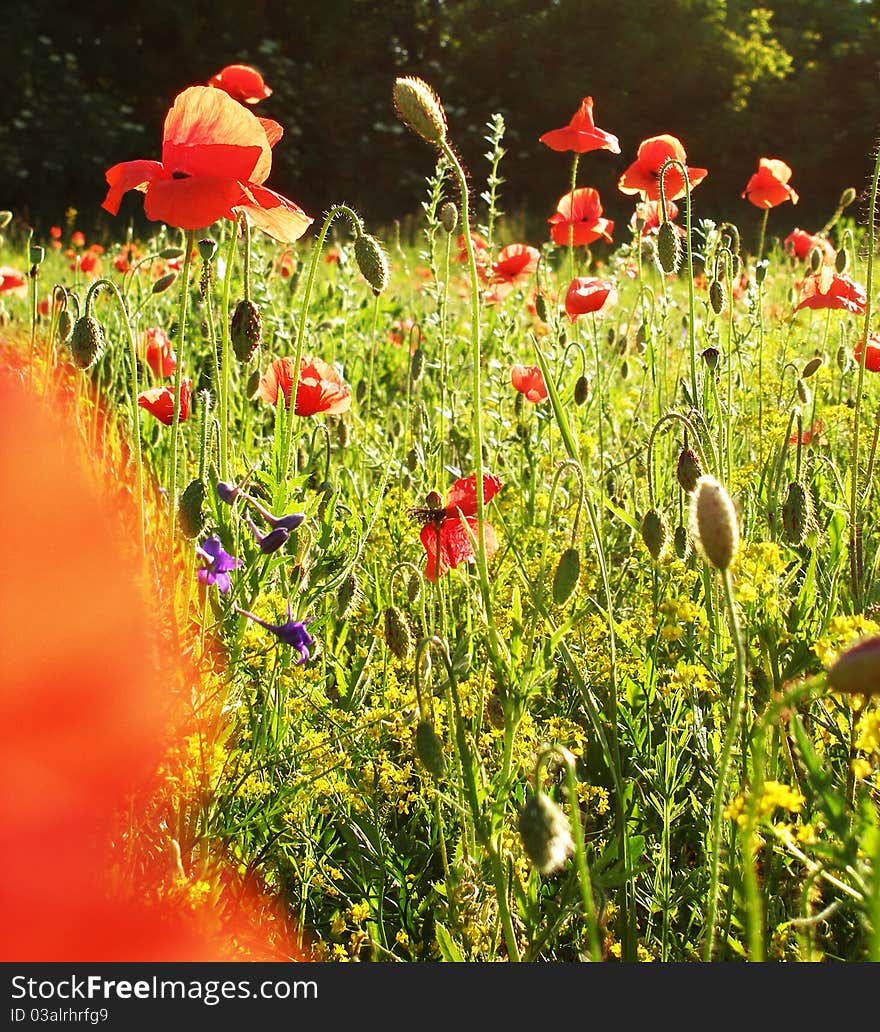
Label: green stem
xmin=169 ymin=230 xmax=195 ymax=537
xmin=568 ymin=153 xmax=580 ymax=286
xmin=756 ymin=207 xmax=770 ymax=265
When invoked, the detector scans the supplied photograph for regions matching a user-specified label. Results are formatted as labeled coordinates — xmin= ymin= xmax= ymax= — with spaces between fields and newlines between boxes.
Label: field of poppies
xmin=2 ymin=64 xmax=880 ymax=963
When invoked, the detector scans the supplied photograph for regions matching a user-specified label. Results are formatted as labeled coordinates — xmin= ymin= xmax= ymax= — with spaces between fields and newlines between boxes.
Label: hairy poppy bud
xmin=781 ymin=480 xmax=813 ymax=547
xmin=415 ymin=719 xmax=446 ymax=777
xmin=835 ymin=248 xmax=849 ymax=275
xmin=406 ymin=447 xmax=418 ymax=472
xmin=336 ymin=572 xmax=361 ymax=620
xmin=439 ymin=201 xmax=458 ymax=234
xmin=406 ymin=571 xmax=421 ymax=604
xmin=354 ymin=233 xmax=390 ymax=295
xmin=518 ymin=793 xmax=574 ymax=876
xmin=676 ymin=447 xmax=702 ymax=494
xmin=826 ymin=636 xmax=880 ymax=696
xmin=674 ymin=524 xmax=691 ymax=561
xmin=336 ymin=417 xmax=349 ymax=449
xmin=178 ymin=478 xmax=206 ymax=540
xmin=620 ymin=359 xmax=629 ymax=380
xmin=384 ymin=605 xmax=414 ymax=661
xmin=552 ymin=547 xmax=581 ymax=605
xmin=796 ymin=378 xmax=810 ymax=406
xmin=231 ymin=299 xmax=262 ymax=364
xmin=197 ymin=238 xmax=217 ymax=262
xmin=640 ymin=508 xmax=668 ymax=561
xmin=69 ymin=315 xmax=104 ymax=369
xmin=808 ymin=246 xmax=823 ymax=274
xmin=689 ymin=475 xmax=738 ymax=571
xmin=657 ymin=220 xmax=682 ymax=275
xmin=574 ymin=374 xmax=590 ymax=406
xmin=152 ymin=272 xmax=177 ymax=294
xmin=159 ymin=247 xmax=184 ymax=260
xmin=410 ymin=347 xmax=424 ymax=383
xmin=356 ymin=379 xmax=367 ymax=403
xmin=56 ymin=308 xmax=73 ymax=344
xmin=534 ymin=292 xmax=549 ymax=323
xmin=393 ymin=76 xmax=448 ymax=146
xmin=709 ymin=279 xmax=726 ymax=315
xmin=839 ymin=187 xmax=857 ymax=209
xmin=802 ymin=356 xmax=822 ymax=379
xmin=837 ymin=344 xmax=849 ymax=373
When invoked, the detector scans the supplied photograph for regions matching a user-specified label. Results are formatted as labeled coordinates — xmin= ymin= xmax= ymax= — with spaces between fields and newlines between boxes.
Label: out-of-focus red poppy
xmin=618 ymin=134 xmax=708 ymax=202
xmin=208 ymin=64 xmax=272 ymax=105
xmin=484 ymin=243 xmax=540 ymax=303
xmin=789 ymin=418 xmax=828 ymax=447
xmin=74 ymin=250 xmax=102 ymax=278
xmin=511 ymin=364 xmax=548 ymax=403
xmin=414 ymin=473 xmax=503 ymax=581
xmin=0 ymin=266 xmax=26 ymax=295
xmin=784 ymin=228 xmax=835 ymax=263
xmin=539 ymin=97 xmax=620 ymax=155
xmin=548 ymin=187 xmax=614 ymax=247
xmin=257 ymin=356 xmax=351 ymax=416
xmin=565 ymin=277 xmax=618 ymax=321
xmin=855 ymin=332 xmax=880 ymax=372
xmin=49 ymin=225 xmax=62 ymax=240
xmin=794 ymin=270 xmax=866 ymax=314
xmin=457 ymin=231 xmax=492 ymax=281
xmin=140 ymin=326 xmax=177 ymax=378
xmin=742 ymin=158 xmax=799 ymax=209
xmin=389 ymin=316 xmax=416 ymax=348
xmin=138 ymin=377 xmax=192 ymax=424
xmin=102 ymin=86 xmax=312 ymax=242
xmin=71 ymin=230 xmax=86 ymax=248
xmin=630 ymin=199 xmax=682 ymax=237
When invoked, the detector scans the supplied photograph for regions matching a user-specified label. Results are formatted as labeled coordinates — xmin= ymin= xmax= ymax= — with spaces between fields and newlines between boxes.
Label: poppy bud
xmin=336 ymin=572 xmax=361 ymax=620
xmin=245 ymin=367 xmax=261 ymax=399
xmin=230 ymin=299 xmax=263 ymax=364
xmin=393 ymin=76 xmax=448 ymax=146
xmin=755 ymin=260 xmax=768 ymax=285
xmin=808 ymin=246 xmax=823 ymax=274
xmin=356 ymin=379 xmax=367 ymax=403
xmin=689 ymin=475 xmax=739 ymax=571
xmin=56 ymin=309 xmax=73 ymax=344
xmin=673 ymin=524 xmax=691 ymax=561
xmin=534 ymin=292 xmax=549 ymax=323
xmin=406 ymin=572 xmax=422 ymax=604
xmin=574 ymin=374 xmax=590 ymax=406
xmin=839 ymin=187 xmax=858 ymax=209
xmin=354 ymin=233 xmax=390 ymax=295
xmin=439 ymin=201 xmax=458 ymax=234
xmin=835 ymin=248 xmax=849 ymax=275
xmin=406 ymin=447 xmax=418 ymax=472
xmin=676 ymin=446 xmax=702 ymax=494
xmin=410 ymin=347 xmax=424 ymax=382
xmin=802 ymin=356 xmax=822 ymax=379
xmin=384 ymin=605 xmax=414 ymax=661
xmin=781 ymin=480 xmax=813 ymax=547
xmin=837 ymin=345 xmax=849 ymax=373
xmin=657 ymin=220 xmax=682 ymax=275
xmin=552 ymin=547 xmax=581 ymax=605
xmin=197 ymin=238 xmax=217 ymax=262
xmin=750 ymin=667 xmax=771 ymax=707
xmin=518 ymin=792 xmax=575 ymax=876
xmin=709 ymin=279 xmax=726 ymax=315
xmin=640 ymin=508 xmax=668 ymax=561
xmin=178 ymin=478 xmax=206 ymax=540
xmin=159 ymin=247 xmax=184 ymax=260
xmin=620 ymin=359 xmax=629 ymax=380
xmin=69 ymin=315 xmax=104 ymax=369
xmin=152 ymin=272 xmax=177 ymax=294
xmin=607 ymin=327 xmax=616 ymax=347
xmin=415 ymin=719 xmax=446 ymax=778
xmin=826 ymin=635 xmax=880 ymax=696
xmin=796 ymin=378 xmax=811 ymax=406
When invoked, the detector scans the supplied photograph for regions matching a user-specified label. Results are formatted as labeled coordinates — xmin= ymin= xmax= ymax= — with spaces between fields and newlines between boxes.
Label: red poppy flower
xmin=484 ymin=243 xmax=540 ymax=303
xmin=784 ymin=228 xmax=835 ymax=263
xmin=618 ymin=134 xmax=708 ymax=202
xmin=742 ymin=158 xmax=799 ymax=209
xmin=207 ymin=64 xmax=272 ymax=105
xmin=0 ymin=266 xmax=26 ymax=295
xmin=564 ymin=277 xmax=618 ymax=321
xmin=457 ymin=231 xmax=492 ymax=281
xmin=630 ymin=199 xmax=681 ymax=237
xmin=539 ymin=97 xmax=620 ymax=155
xmin=71 ymin=230 xmax=86 ymax=248
xmin=49 ymin=225 xmax=62 ymax=240
xmin=794 ymin=270 xmax=866 ymax=314
xmin=548 ymin=187 xmax=614 ymax=247
xmin=789 ymin=418 xmax=828 ymax=447
xmin=137 ymin=378 xmax=192 ymax=424
xmin=102 ymin=86 xmax=312 ymax=242
xmin=140 ymin=326 xmax=177 ymax=378
xmin=257 ymin=356 xmax=351 ymax=416
xmin=855 ymin=332 xmax=880 ymax=372
xmin=414 ymin=474 xmax=503 ymax=581
xmin=511 ymin=364 xmax=548 ymax=403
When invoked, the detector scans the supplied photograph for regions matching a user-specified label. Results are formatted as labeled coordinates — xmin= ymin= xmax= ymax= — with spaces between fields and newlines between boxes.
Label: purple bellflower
xmin=216 ymin=476 xmax=306 ymax=533
xmin=243 ymin=513 xmax=290 ymax=554
xmin=234 ymin=603 xmax=315 ymax=665
xmin=197 ymin=535 xmax=242 ymax=594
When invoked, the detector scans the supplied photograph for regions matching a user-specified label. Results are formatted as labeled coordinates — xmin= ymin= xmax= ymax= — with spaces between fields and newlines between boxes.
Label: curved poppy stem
xmin=169 ymin=230 xmax=195 ymax=538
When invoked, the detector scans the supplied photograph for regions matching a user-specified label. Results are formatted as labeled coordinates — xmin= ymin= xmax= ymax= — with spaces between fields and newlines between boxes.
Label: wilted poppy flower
xmin=208 ymin=64 xmax=272 ymax=105
xmin=794 ymin=270 xmax=866 ymax=315
xmin=411 ymin=473 xmax=503 ymax=582
xmin=618 ymin=134 xmax=708 ymax=202
xmin=564 ymin=277 xmax=618 ymax=321
xmin=196 ymin=535 xmax=242 ymax=593
xmin=0 ymin=266 xmax=26 ymax=295
xmin=257 ymin=356 xmax=351 ymax=416
xmin=234 ymin=603 xmax=315 ymax=665
xmin=140 ymin=326 xmax=176 ymax=378
xmin=855 ymin=332 xmax=880 ymax=372
xmin=539 ymin=97 xmax=620 ymax=155
xmin=484 ymin=243 xmax=540 ymax=303
xmin=742 ymin=158 xmax=799 ymax=209
xmin=511 ymin=364 xmax=548 ymax=403
xmin=102 ymin=85 xmax=312 ymax=242
xmin=137 ymin=378 xmax=192 ymax=424
xmin=548 ymin=187 xmax=614 ymax=248
xmin=784 ymin=228 xmax=835 ymax=263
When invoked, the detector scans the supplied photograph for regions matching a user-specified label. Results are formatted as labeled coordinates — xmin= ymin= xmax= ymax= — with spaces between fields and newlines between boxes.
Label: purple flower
xmin=216 ymin=480 xmax=239 ymax=504
xmin=243 ymin=513 xmax=291 ymax=554
xmin=196 ymin=535 xmax=242 ymax=594
xmin=234 ymin=603 xmax=315 ymax=665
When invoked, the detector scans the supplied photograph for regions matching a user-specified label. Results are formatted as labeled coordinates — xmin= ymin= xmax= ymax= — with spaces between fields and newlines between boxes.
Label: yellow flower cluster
xmin=724 ymin=780 xmax=805 ymax=827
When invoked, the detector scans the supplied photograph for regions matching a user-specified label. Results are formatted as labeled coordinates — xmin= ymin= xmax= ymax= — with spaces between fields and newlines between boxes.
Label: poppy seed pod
xmin=640 ymin=508 xmax=669 ymax=561
xmin=230 ymin=299 xmax=263 ymax=364
xmin=676 ymin=446 xmax=702 ymax=494
xmin=701 ymin=347 xmax=720 ymax=371
xmin=709 ymin=278 xmax=726 ymax=315
xmin=574 ymin=374 xmax=590 ymax=406
xmin=657 ymin=220 xmax=682 ymax=275
xmin=439 ymin=201 xmax=458 ymax=234
xmin=781 ymin=480 xmax=813 ymax=547
xmin=552 ymin=547 xmax=581 ymax=605
xmin=826 ymin=636 xmax=880 ymax=696
xmin=415 ymin=719 xmax=446 ymax=778
xmin=178 ymin=478 xmax=206 ymax=540
xmin=689 ymin=475 xmax=739 ymax=570
xmin=393 ymin=76 xmax=447 ymax=146
xmin=518 ymin=792 xmax=575 ymax=876
xmin=755 ymin=260 xmax=768 ymax=285
xmin=384 ymin=605 xmax=414 ymax=662
xmin=197 ymin=237 xmax=217 ymax=262
xmin=354 ymin=233 xmax=389 ymax=295
xmin=69 ymin=315 xmax=105 ymax=369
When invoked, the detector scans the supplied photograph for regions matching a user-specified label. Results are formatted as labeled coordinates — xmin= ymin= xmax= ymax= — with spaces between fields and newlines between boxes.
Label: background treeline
xmin=2 ymin=0 xmax=878 ymax=246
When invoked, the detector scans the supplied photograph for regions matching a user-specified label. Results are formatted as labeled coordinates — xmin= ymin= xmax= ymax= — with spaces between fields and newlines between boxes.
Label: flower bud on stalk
xmin=640 ymin=508 xmax=669 ymax=561
xmin=384 ymin=605 xmax=414 ymax=661
xmin=518 ymin=792 xmax=575 ymax=875
xmin=689 ymin=475 xmax=739 ymax=570
xmin=415 ymin=720 xmax=446 ymax=777
xmin=354 ymin=233 xmax=390 ymax=296
xmin=439 ymin=201 xmax=458 ymax=234
xmin=230 ymin=299 xmax=263 ymax=364
xmin=70 ymin=315 xmax=104 ymax=369
xmin=393 ymin=76 xmax=448 ymax=146
xmin=657 ymin=220 xmax=682 ymax=275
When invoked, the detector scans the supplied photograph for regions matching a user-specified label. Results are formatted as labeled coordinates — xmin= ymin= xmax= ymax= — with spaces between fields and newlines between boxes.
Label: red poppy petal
xmin=144 ymin=177 xmax=245 ymax=231
xmin=209 ymin=64 xmax=272 ymax=104
xmin=237 ymin=184 xmax=313 ymax=243
xmin=102 ymin=160 xmax=167 ymax=215
xmin=445 ymin=473 xmax=503 ymax=516
xmin=259 ymin=117 xmax=284 ymax=148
